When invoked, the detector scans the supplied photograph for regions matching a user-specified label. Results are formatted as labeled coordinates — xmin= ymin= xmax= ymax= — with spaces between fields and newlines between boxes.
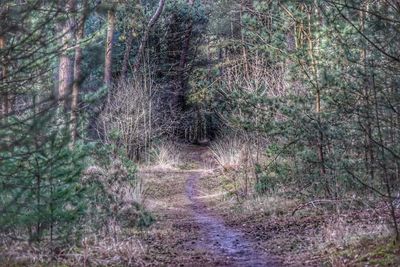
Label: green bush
xmin=0 ymin=110 xmax=89 ymax=244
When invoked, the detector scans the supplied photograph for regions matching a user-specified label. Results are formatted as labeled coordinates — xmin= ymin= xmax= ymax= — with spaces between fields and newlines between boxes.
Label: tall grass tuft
xmin=210 ymin=137 xmax=245 ymax=171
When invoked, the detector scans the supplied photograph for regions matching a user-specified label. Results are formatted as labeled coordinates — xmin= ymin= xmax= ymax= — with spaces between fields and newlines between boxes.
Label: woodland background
xmin=0 ymin=0 xmax=400 ymax=266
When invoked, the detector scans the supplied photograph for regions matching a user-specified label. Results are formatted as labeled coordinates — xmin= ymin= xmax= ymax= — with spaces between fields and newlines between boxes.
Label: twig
xmin=292 ymin=199 xmax=339 ymax=216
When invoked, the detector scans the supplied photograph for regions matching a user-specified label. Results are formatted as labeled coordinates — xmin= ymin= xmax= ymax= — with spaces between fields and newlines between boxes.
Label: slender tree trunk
xmin=306 ymin=4 xmax=329 ymax=196
xmin=71 ymin=0 xmax=88 ymax=146
xmin=240 ymin=0 xmax=249 ymax=75
xmin=104 ymin=9 xmax=115 ymax=87
xmin=178 ymin=0 xmax=194 ymax=84
xmin=175 ymin=0 xmax=195 ymax=112
xmin=120 ymin=30 xmax=134 ymax=82
xmin=360 ymin=3 xmax=375 ymax=182
xmin=0 ymin=35 xmax=8 ymax=117
xmin=133 ymin=0 xmax=166 ymax=71
xmin=371 ymin=62 xmax=399 ymax=242
xmin=0 ymin=4 xmax=13 ymax=117
xmin=58 ymin=0 xmax=76 ymax=109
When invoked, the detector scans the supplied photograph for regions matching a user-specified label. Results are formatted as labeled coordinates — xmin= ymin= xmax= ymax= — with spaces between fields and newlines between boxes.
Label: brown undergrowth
xmin=136 ymin=143 xmax=400 ymax=266
xmin=5 ymin=144 xmax=396 ymax=266
xmin=199 ymin=168 xmax=400 ymax=266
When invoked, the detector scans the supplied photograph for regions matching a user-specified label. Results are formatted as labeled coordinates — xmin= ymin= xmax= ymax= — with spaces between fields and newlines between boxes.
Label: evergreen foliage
xmin=0 ymin=108 xmax=88 ymax=244
xmin=200 ymin=0 xmax=400 ymax=239
xmin=1 ymin=0 xmax=400 ymax=263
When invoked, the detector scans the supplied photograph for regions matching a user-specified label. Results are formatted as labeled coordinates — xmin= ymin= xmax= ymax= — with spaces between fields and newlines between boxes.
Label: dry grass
xmin=210 ymin=137 xmax=245 ymax=171
xmin=239 ymin=195 xmax=298 ymax=217
xmin=68 ymin=235 xmax=145 ymax=266
xmin=84 ymin=160 xmax=146 ymax=206
xmin=0 ymin=160 xmax=149 ymax=266
xmin=150 ymin=142 xmax=181 ymax=168
xmin=209 ymin=135 xmax=270 ymax=200
xmin=317 ymin=213 xmax=399 ymax=266
xmin=321 ymin=216 xmax=391 ymax=249
xmin=203 ymin=164 xmax=397 ymax=266
xmin=0 ymin=235 xmax=145 ymax=267
xmin=139 ymin=141 xmax=183 ymax=171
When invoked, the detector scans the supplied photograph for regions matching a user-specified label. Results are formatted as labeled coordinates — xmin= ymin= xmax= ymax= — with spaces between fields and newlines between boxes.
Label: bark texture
xmin=120 ymin=30 xmax=134 ymax=81
xmin=104 ymin=9 xmax=115 ymax=87
xmin=133 ymin=0 xmax=166 ymax=71
xmin=71 ymin=0 xmax=88 ymax=146
xmin=0 ymin=35 xmax=8 ymax=117
xmin=58 ymin=0 xmax=76 ymax=109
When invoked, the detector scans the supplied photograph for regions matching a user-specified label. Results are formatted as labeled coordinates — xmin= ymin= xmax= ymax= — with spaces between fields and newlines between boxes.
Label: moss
xmin=332 ymin=237 xmax=400 ymax=266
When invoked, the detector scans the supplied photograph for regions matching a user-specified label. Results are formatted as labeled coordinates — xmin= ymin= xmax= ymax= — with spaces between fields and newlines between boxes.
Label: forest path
xmin=139 ymin=145 xmax=278 ymax=266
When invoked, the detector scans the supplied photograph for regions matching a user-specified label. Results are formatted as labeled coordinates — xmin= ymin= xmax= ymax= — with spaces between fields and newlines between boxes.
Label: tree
xmin=0 ymin=0 xmax=90 ymax=250
xmin=0 ymin=109 xmax=87 ymax=244
xmin=133 ymin=0 xmax=166 ymax=71
xmin=104 ymin=7 xmax=115 ymax=87
xmin=177 ymin=0 xmax=194 ymax=85
xmin=58 ymin=0 xmax=76 ymax=109
xmin=205 ymin=0 xmax=400 ymax=241
xmin=0 ymin=32 xmax=8 ymax=116
xmin=0 ymin=3 xmax=11 ymax=116
xmin=71 ymin=0 xmax=89 ymax=145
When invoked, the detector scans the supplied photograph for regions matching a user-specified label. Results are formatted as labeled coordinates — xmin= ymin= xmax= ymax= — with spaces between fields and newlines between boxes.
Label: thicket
xmin=0 ymin=0 xmax=163 ymax=263
xmin=197 ymin=0 xmax=400 ymax=241
xmin=1 ymin=0 xmax=400 ymax=264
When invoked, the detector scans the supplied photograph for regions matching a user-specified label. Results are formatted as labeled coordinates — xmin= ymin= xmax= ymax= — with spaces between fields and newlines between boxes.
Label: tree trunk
xmin=240 ymin=0 xmax=249 ymax=75
xmin=104 ymin=9 xmax=115 ymax=87
xmin=0 ymin=4 xmax=13 ymax=117
xmin=176 ymin=0 xmax=195 ymax=110
xmin=71 ymin=0 xmax=88 ymax=146
xmin=133 ymin=0 xmax=166 ymax=71
xmin=58 ymin=0 xmax=76 ymax=109
xmin=0 ymin=35 xmax=8 ymax=117
xmin=360 ymin=3 xmax=375 ymax=182
xmin=306 ymin=4 xmax=329 ymax=196
xmin=120 ymin=30 xmax=134 ymax=82
xmin=178 ymin=0 xmax=194 ymax=83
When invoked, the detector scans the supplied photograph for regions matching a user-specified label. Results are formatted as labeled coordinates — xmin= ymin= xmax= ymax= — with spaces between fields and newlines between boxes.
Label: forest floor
xmin=137 ymin=145 xmax=400 ymax=267
xmin=138 ymin=145 xmax=278 ymax=266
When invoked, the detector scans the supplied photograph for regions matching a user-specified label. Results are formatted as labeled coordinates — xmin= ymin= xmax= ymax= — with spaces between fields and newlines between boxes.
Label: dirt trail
xmin=186 ymin=171 xmax=277 ymax=266
xmin=141 ymin=145 xmax=278 ymax=266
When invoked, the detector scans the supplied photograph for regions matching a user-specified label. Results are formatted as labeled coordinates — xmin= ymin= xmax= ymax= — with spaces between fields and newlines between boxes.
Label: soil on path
xmin=139 ymin=145 xmax=279 ymax=266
